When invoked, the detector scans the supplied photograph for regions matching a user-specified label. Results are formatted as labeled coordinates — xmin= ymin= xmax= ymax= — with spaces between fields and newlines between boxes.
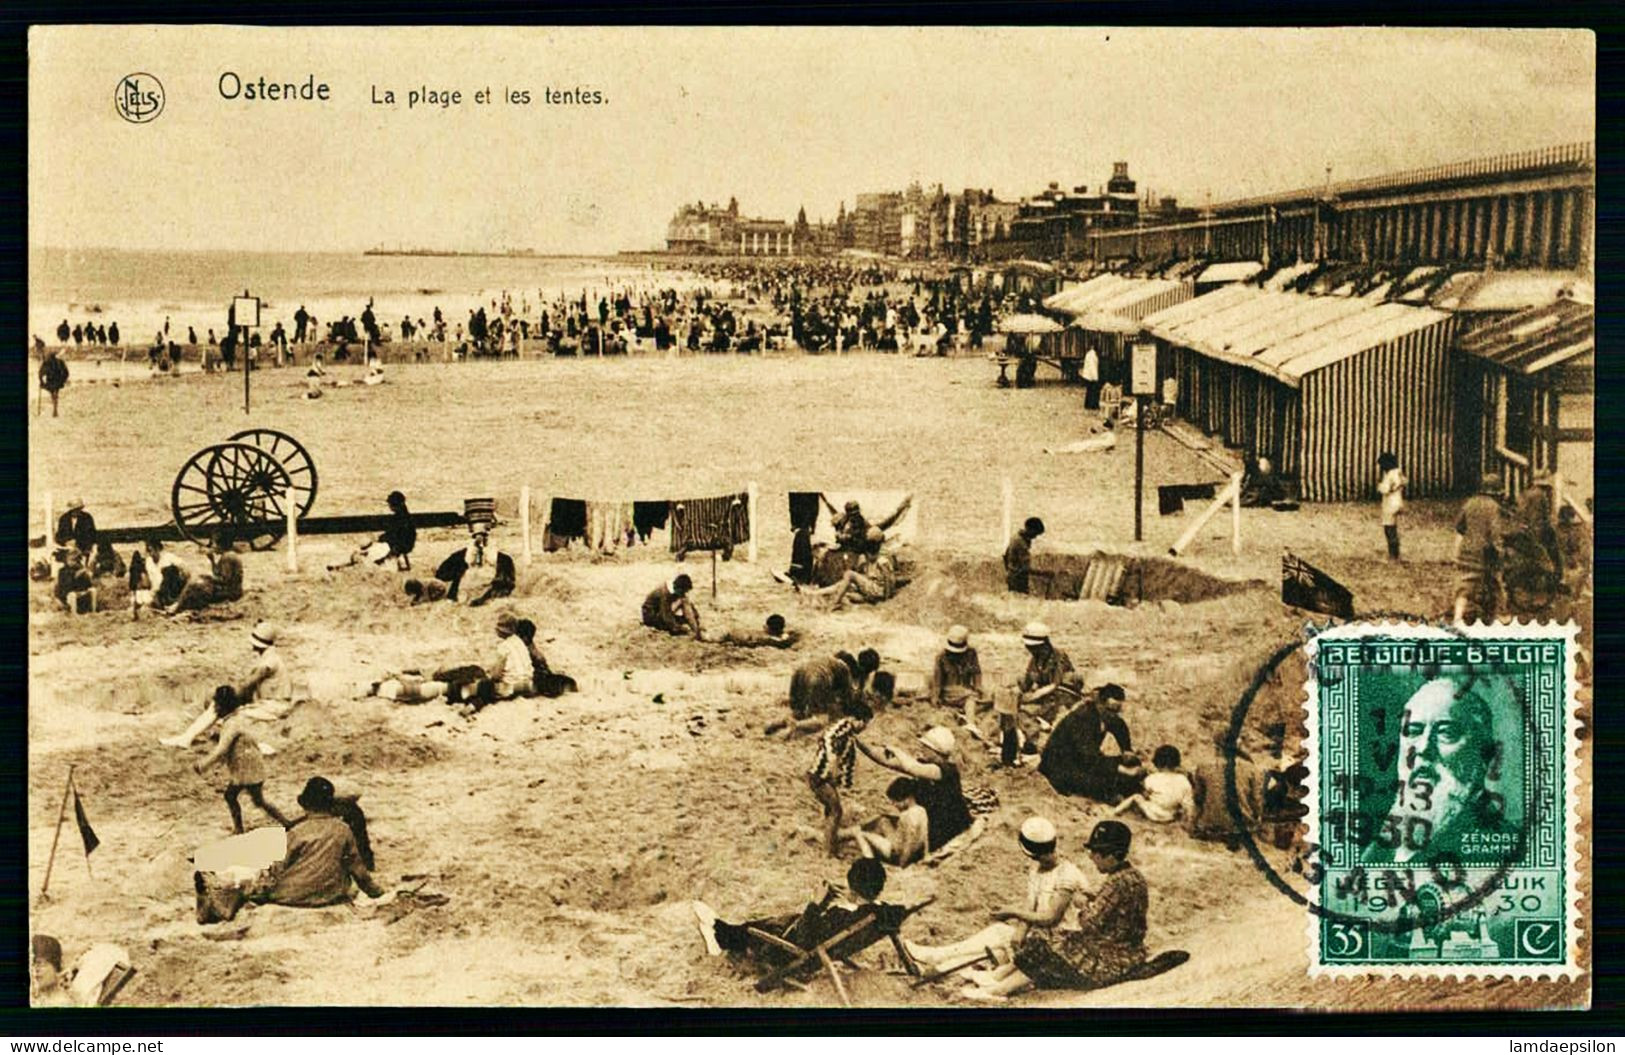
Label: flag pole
xmin=72 ymin=771 xmax=95 ymax=880
xmin=40 ymin=764 xmax=75 ymax=900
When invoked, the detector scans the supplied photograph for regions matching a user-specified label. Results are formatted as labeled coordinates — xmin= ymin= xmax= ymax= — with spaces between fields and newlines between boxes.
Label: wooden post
xmin=1134 ymin=396 xmax=1146 ymax=542
xmin=1231 ymin=472 xmax=1242 ymax=555
xmin=1000 ymin=477 xmax=1013 ymax=552
xmin=711 ymin=550 xmax=718 ymax=599
xmin=747 ymin=481 xmax=759 ymax=564
xmin=242 ymin=324 xmax=251 ymax=415
xmin=520 ymin=485 xmax=533 ymax=566
xmin=43 ymin=492 xmax=52 ymax=547
xmin=40 ymin=765 xmax=75 ymax=900
xmin=285 ymin=502 xmax=298 ymax=572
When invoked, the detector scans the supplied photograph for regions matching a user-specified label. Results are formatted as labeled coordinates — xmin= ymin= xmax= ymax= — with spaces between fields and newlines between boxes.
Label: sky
xmin=29 ymin=26 xmax=1595 ymax=254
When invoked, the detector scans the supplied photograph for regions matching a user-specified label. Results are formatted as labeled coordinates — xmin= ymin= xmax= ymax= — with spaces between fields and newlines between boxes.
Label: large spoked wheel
xmin=229 ymin=427 xmax=318 ymax=517
xmin=171 ymin=442 xmax=293 ymax=551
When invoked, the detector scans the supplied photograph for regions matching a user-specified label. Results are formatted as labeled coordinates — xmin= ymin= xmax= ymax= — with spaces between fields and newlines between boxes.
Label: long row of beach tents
xmin=1036 ymin=268 xmax=1593 ymax=503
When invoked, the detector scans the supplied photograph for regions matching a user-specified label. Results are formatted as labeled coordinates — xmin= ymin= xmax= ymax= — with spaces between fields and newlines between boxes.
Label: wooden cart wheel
xmin=229 ymin=427 xmax=318 ymax=517
xmin=171 ymin=442 xmax=293 ymax=551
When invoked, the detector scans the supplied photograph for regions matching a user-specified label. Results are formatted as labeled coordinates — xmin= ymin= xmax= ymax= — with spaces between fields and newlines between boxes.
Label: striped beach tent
xmin=1143 ymin=290 xmax=1459 ymax=502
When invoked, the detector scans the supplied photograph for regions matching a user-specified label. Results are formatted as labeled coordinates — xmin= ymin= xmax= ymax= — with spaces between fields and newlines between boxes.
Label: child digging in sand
xmin=193 ymin=685 xmax=292 ymax=833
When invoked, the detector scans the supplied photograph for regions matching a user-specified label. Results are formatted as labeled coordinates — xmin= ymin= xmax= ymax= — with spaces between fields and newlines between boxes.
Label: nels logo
xmin=114 ymin=73 xmax=164 ymax=124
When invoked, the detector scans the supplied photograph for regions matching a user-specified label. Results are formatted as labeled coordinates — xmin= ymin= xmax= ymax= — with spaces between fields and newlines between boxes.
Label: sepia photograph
xmin=25 ymin=26 xmax=1594 ymax=1011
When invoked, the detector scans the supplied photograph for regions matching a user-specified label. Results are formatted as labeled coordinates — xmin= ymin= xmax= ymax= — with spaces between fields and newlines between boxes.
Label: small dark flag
xmin=72 ymin=785 xmax=100 ymax=857
xmin=1281 ymin=551 xmax=1355 ymax=619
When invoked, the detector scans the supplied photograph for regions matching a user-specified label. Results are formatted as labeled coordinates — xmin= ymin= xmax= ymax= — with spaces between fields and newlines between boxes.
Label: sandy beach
xmin=27 ymin=352 xmax=1589 ymax=1008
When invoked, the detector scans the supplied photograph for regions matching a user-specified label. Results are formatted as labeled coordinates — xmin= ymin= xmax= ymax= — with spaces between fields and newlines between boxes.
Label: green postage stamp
xmin=1305 ymin=622 xmax=1583 ymax=977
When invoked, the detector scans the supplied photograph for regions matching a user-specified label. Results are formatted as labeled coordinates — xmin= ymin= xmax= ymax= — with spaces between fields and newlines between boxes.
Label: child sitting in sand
xmin=303 ymin=355 xmax=326 ymax=399
xmin=193 ymin=686 xmax=292 ymax=834
xmin=848 ymin=777 xmax=929 ymax=867
xmin=1110 ymin=745 xmax=1195 ymax=825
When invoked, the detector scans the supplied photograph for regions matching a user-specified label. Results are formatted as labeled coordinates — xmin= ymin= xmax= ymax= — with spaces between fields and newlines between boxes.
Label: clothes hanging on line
xmin=586 ymin=501 xmax=634 ymax=553
xmin=670 ymin=492 xmax=750 ymax=556
xmin=633 ymin=501 xmax=670 ymax=541
xmin=787 ymin=492 xmax=821 ymax=532
xmin=546 ymin=498 xmax=588 ymax=551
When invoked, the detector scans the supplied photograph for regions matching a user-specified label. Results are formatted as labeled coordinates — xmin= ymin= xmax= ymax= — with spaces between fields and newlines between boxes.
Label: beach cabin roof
xmin=1145 ymin=287 xmax=1455 ymax=388
xmin=1456 ymin=298 xmax=1594 ymax=378
xmin=1195 ymin=260 xmax=1264 ymax=285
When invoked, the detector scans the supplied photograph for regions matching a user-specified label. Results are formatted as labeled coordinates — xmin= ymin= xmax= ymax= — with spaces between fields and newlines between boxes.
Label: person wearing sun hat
xmin=257 ymin=776 xmax=387 ymax=909
xmin=965 ymin=818 xmax=1148 ymax=998
xmin=53 ymin=497 xmax=97 ymax=559
xmin=858 ymin=724 xmax=974 ymax=853
xmin=905 ymin=815 xmax=1086 ymax=981
xmin=1021 ymin=819 xmax=1149 ymax=992
xmin=161 ymin=620 xmax=299 ymax=749
xmin=1017 ymin=621 xmax=1082 ymax=725
xmin=931 ymin=625 xmax=985 ymax=728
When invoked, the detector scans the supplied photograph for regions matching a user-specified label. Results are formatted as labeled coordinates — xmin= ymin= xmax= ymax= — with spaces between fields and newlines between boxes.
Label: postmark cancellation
xmin=1303 ymin=621 xmax=1584 ymax=979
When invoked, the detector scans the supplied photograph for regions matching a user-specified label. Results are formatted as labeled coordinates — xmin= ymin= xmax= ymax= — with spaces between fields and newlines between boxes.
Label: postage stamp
xmin=1304 ymin=621 xmax=1583 ymax=978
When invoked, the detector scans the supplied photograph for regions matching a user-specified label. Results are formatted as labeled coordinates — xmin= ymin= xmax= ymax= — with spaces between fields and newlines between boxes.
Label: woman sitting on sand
xmin=904 ymin=816 xmax=1084 ymax=982
xmin=857 ymin=725 xmax=974 ymax=853
xmin=962 ymin=820 xmax=1151 ymax=1000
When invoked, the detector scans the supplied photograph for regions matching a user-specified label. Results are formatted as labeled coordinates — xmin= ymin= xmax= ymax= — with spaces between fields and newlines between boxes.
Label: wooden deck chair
xmin=753 ymin=898 xmax=935 ymax=1007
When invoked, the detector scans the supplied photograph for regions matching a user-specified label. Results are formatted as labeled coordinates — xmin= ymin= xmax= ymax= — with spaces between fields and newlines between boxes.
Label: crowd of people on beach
xmin=30 ymin=258 xmax=1054 ymax=405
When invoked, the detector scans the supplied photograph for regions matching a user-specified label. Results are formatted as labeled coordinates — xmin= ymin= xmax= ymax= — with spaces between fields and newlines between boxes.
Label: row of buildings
xmin=663 ymin=163 xmax=1183 ymax=259
xmin=666 ymin=143 xmax=1591 ymax=275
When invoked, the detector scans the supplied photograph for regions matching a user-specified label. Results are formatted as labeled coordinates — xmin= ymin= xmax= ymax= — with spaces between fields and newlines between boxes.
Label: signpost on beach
xmin=1131 ymin=340 xmax=1158 ymax=542
xmin=233 ymin=293 xmax=261 ymax=414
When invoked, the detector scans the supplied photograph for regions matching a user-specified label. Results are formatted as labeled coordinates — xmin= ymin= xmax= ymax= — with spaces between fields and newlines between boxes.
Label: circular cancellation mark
xmin=1222 ymin=613 xmax=1556 ymax=938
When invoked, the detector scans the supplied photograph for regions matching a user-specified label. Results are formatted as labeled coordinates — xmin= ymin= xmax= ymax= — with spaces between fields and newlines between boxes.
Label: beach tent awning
xmin=1048 ymin=276 xmax=1194 ymax=324
xmin=1043 ymin=274 xmax=1123 ymax=313
xmin=1070 ymin=311 xmax=1143 ymax=334
xmin=1261 ymin=263 xmax=1320 ymax=291
xmin=1456 ymin=299 xmax=1594 ymax=377
xmin=1005 ymin=259 xmax=1057 ymax=276
xmin=1147 ymin=287 xmax=1456 ymax=388
xmin=1195 ymin=261 xmax=1264 ymax=285
xmin=1450 ymin=270 xmax=1594 ymax=313
xmin=1141 ymin=283 xmax=1259 ymax=336
xmin=1272 ymin=304 xmax=1454 ymax=383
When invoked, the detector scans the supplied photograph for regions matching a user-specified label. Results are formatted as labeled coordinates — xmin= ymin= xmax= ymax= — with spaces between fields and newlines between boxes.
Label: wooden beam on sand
xmin=1169 ymin=472 xmax=1243 ymax=558
xmin=96 ymin=510 xmax=467 ymax=545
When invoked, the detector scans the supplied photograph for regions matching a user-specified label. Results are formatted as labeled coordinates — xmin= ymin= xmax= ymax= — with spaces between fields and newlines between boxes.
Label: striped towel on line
xmin=670 ymin=493 xmax=750 ymax=554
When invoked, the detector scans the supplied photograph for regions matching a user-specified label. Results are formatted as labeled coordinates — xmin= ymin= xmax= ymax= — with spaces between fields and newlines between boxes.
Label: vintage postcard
xmin=26 ymin=26 xmax=1592 ymax=1010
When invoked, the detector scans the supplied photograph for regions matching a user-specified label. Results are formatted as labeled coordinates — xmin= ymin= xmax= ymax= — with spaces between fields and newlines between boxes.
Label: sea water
xmin=28 ymin=248 xmax=720 ymax=356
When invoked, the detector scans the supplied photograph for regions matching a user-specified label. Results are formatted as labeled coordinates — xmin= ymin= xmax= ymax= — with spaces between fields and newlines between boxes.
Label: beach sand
xmin=26 ymin=354 xmax=1589 ymax=1007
